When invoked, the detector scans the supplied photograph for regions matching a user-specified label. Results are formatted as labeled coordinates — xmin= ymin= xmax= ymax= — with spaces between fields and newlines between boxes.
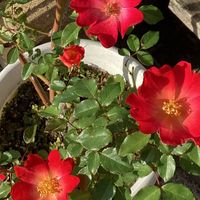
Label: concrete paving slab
xmin=169 ymin=0 xmax=200 ymax=39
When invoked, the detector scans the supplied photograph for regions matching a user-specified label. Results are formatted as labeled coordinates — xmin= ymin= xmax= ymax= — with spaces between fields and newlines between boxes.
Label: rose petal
xmin=119 ymin=8 xmax=143 ymax=37
xmin=14 ymin=166 xmax=36 ymax=185
xmin=11 ymin=182 xmax=39 ymax=200
xmin=0 ymin=174 xmax=6 ymax=181
xmin=24 ymin=154 xmax=45 ymax=169
xmin=87 ymin=16 xmax=119 ymax=48
xmin=59 ymin=175 xmax=80 ymax=193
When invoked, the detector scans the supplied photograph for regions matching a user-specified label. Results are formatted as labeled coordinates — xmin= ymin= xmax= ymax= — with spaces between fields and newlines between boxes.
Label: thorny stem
xmin=155 ymin=172 xmax=161 ymax=186
xmin=49 ymin=0 xmax=69 ymax=102
xmin=24 ymin=23 xmax=49 ymax=36
xmin=19 ymin=54 xmax=51 ymax=106
xmin=52 ymin=0 xmax=69 ymax=37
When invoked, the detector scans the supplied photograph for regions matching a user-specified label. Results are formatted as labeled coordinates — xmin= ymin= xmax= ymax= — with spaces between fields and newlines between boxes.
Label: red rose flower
xmin=126 ymin=61 xmax=200 ymax=146
xmin=11 ymin=150 xmax=80 ymax=200
xmin=0 ymin=174 xmax=6 ymax=181
xmin=70 ymin=0 xmax=143 ymax=48
xmin=59 ymin=45 xmax=85 ymax=68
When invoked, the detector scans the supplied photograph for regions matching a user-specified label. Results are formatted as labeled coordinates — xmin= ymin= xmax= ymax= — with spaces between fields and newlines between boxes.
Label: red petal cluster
xmin=11 ymin=150 xmax=80 ymax=200
xmin=59 ymin=45 xmax=85 ymax=68
xmin=126 ymin=61 xmax=200 ymax=146
xmin=0 ymin=174 xmax=6 ymax=181
xmin=70 ymin=0 xmax=143 ymax=48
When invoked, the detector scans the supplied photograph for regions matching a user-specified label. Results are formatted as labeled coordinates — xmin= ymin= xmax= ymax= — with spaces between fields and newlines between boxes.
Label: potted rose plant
xmin=0 ymin=0 xmax=199 ymax=200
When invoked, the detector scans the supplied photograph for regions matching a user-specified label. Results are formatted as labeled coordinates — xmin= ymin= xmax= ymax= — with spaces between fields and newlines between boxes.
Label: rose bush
xmin=0 ymin=0 xmax=199 ymax=200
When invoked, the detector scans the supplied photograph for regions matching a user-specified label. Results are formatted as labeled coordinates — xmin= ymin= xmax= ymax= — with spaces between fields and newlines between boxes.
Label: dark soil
xmin=0 ymin=81 xmax=47 ymax=153
xmin=0 ymin=64 xmax=111 ymax=155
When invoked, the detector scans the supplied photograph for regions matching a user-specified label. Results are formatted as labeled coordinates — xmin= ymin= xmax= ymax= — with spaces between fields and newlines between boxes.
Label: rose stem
xmin=37 ymin=75 xmax=50 ymax=86
xmin=49 ymin=0 xmax=69 ymax=102
xmin=19 ymin=54 xmax=51 ymax=106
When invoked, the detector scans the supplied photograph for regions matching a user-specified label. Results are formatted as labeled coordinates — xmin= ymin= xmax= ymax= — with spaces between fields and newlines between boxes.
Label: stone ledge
xmin=169 ymin=0 xmax=200 ymax=39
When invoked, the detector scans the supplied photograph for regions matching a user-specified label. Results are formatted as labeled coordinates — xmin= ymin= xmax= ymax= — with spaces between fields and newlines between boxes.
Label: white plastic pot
xmin=0 ymin=39 xmax=156 ymax=196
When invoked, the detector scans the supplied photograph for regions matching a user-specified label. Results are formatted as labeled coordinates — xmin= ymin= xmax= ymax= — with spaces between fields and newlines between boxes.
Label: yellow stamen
xmin=162 ymin=99 xmax=182 ymax=117
xmin=37 ymin=177 xmax=61 ymax=198
xmin=105 ymin=2 xmax=120 ymax=16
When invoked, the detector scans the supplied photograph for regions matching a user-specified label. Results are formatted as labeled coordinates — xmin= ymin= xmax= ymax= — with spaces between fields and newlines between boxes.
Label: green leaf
xmin=158 ymin=143 xmax=173 ymax=154
xmin=21 ymin=63 xmax=35 ymax=80
xmin=0 ymin=44 xmax=4 ymax=54
xmin=33 ymin=63 xmax=49 ymax=75
xmin=53 ymin=86 xmax=79 ymax=105
xmin=107 ymin=106 xmax=128 ymax=122
xmin=74 ymin=79 xmax=97 ymax=98
xmin=139 ymin=5 xmax=164 ymax=25
xmin=42 ymin=53 xmax=56 ymax=65
xmin=19 ymin=32 xmax=35 ymax=51
xmin=74 ymin=99 xmax=99 ymax=118
xmin=7 ymin=47 xmax=19 ymax=64
xmin=141 ymin=31 xmax=159 ymax=49
xmin=74 ymin=116 xmax=95 ymax=129
xmin=45 ymin=118 xmax=67 ymax=132
xmin=0 ymin=152 xmax=13 ymax=165
xmin=8 ymin=150 xmax=21 ymax=161
xmin=18 ymin=13 xmax=27 ymax=23
xmin=93 ymin=179 xmax=116 ymax=200
xmin=93 ymin=117 xmax=107 ymax=128
xmin=187 ymin=145 xmax=200 ymax=167
xmin=141 ymin=145 xmax=162 ymax=164
xmin=171 ymin=142 xmax=192 ymax=155
xmin=61 ymin=22 xmax=81 ymax=46
xmin=98 ymin=83 xmax=121 ymax=106
xmin=179 ymin=156 xmax=200 ymax=176
xmin=157 ymin=154 xmax=175 ymax=182
xmin=125 ymin=26 xmax=134 ymax=35
xmin=119 ymin=132 xmax=150 ymax=156
xmin=0 ymin=182 xmax=11 ymax=198
xmin=112 ymin=74 xmax=125 ymax=93
xmin=127 ymin=34 xmax=140 ymax=52
xmin=88 ymin=151 xmax=100 ymax=174
xmin=52 ymin=31 xmax=62 ymax=46
xmin=161 ymin=183 xmax=195 ymax=200
xmin=77 ymin=127 xmax=112 ymax=151
xmin=64 ymin=129 xmax=79 ymax=143
xmin=50 ymin=80 xmax=66 ymax=91
xmin=67 ymin=143 xmax=83 ymax=157
xmin=118 ymin=48 xmax=130 ymax=56
xmin=136 ymin=51 xmax=153 ymax=66
xmin=134 ymin=163 xmax=152 ymax=177
xmin=69 ymin=190 xmax=91 ymax=200
xmin=0 ymin=31 xmax=12 ymax=42
xmin=38 ymin=149 xmax=48 ymax=159
xmin=14 ymin=0 xmax=30 ymax=4
xmin=39 ymin=105 xmax=61 ymax=117
xmin=133 ymin=186 xmax=161 ymax=200
xmin=114 ymin=188 xmax=131 ymax=200
xmin=50 ymin=67 xmax=59 ymax=82
xmin=100 ymin=148 xmax=132 ymax=174
xmin=23 ymin=125 xmax=37 ymax=144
